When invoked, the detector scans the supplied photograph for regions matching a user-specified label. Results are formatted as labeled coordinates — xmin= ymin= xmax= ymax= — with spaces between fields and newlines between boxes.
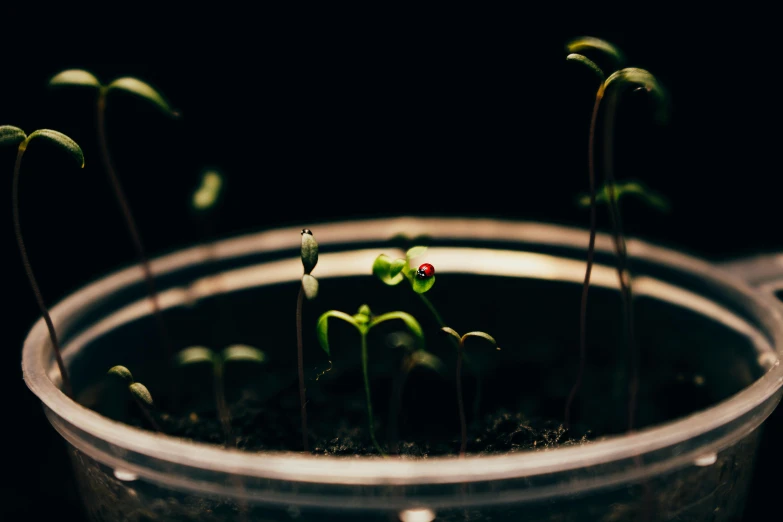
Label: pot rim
xmin=22 ymin=216 xmax=783 ymax=486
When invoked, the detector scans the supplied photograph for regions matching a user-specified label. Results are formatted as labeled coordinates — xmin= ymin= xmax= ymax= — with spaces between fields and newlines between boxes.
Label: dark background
xmin=2 ymin=22 xmax=780 ymax=520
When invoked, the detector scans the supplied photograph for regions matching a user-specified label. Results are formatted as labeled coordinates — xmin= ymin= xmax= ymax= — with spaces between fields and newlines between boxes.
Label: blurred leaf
xmin=577 ymin=181 xmax=671 ymax=213
xmin=565 ymin=36 xmax=625 ymax=71
xmin=107 ymin=77 xmax=178 ymax=116
xmin=191 ymin=170 xmax=224 ymax=212
xmin=405 ymin=246 xmax=428 ymax=260
xmin=222 ymin=345 xmax=266 ymax=364
xmin=441 ymin=326 xmax=461 ymax=342
xmin=175 ymin=346 xmax=216 ymax=366
xmin=566 ymin=53 xmax=605 ymax=81
xmin=408 ymin=349 xmax=446 ymax=375
xmin=463 ymin=331 xmax=500 ymax=350
xmin=373 ymin=254 xmax=404 ymax=285
xmin=48 ymin=69 xmax=101 ymax=89
xmin=605 ymin=67 xmax=668 ymax=124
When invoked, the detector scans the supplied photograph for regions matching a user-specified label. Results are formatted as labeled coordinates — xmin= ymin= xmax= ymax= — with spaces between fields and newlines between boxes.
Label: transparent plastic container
xmin=22 ymin=217 xmax=783 ymax=521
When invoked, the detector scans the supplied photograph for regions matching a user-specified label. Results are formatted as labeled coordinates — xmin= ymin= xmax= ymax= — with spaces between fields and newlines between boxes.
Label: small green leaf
xmin=191 ymin=170 xmax=224 ymax=212
xmin=371 ymin=311 xmax=425 ymax=349
xmin=405 ymin=246 xmax=428 ymax=260
xmin=411 ymin=274 xmax=436 ymax=293
xmin=301 ymin=229 xmax=318 ymax=274
xmin=0 ymin=126 xmax=27 ymax=147
xmin=175 ymin=346 xmax=216 ymax=366
xmin=48 ymin=69 xmax=102 ymax=89
xmin=565 ymin=37 xmax=625 ymax=71
xmin=357 ymin=304 xmax=372 ymax=319
xmin=107 ymin=77 xmax=178 ymax=116
xmin=107 ymin=365 xmax=134 ymax=383
xmin=221 ymin=345 xmax=266 ymax=364
xmin=441 ymin=326 xmax=461 ymax=342
xmin=463 ymin=331 xmax=499 ymax=349
xmin=577 ymin=181 xmax=670 ymax=213
xmin=302 ymin=274 xmax=319 ymax=300
xmin=605 ymin=67 xmax=668 ymax=124
xmin=389 ymin=259 xmax=407 ymax=278
xmin=372 ymin=254 xmax=405 ymax=285
xmin=408 ymin=349 xmax=446 ymax=375
xmin=566 ymin=53 xmax=605 ymax=82
xmin=316 ymin=310 xmax=358 ymax=357
xmin=24 ymin=130 xmax=85 ymax=168
xmin=129 ymin=382 xmax=154 ymax=407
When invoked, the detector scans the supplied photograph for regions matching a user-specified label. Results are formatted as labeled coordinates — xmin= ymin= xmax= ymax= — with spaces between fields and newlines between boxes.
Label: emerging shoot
xmin=317 ymin=304 xmax=425 ymax=455
xmin=48 ymin=70 xmax=179 ymax=360
xmin=107 ymin=365 xmax=161 ymax=431
xmin=175 ymin=345 xmax=266 ymax=446
xmin=297 ymin=229 xmax=319 ymax=452
xmin=441 ymin=327 xmax=500 ymax=457
xmin=3 ymin=126 xmax=84 ymax=398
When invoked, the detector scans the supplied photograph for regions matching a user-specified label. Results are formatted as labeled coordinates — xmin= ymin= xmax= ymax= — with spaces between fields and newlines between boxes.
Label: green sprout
xmin=107 ymin=365 xmax=162 ymax=432
xmin=385 ymin=331 xmax=446 ymax=455
xmin=317 ymin=304 xmax=425 ymax=455
xmin=3 ymin=126 xmax=84 ymax=398
xmin=441 ymin=327 xmax=500 ymax=457
xmin=564 ymin=38 xmax=668 ymax=431
xmin=297 ymin=229 xmax=319 ymax=452
xmin=48 ymin=69 xmax=179 ymax=359
xmin=175 ymin=345 xmax=266 ymax=446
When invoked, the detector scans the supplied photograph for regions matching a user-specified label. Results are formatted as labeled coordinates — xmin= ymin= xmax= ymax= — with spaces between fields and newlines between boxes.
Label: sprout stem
xmin=456 ymin=338 xmax=467 ymax=458
xmin=361 ymin=333 xmax=384 ymax=455
xmin=296 ymin=285 xmax=309 ymax=452
xmin=96 ymin=89 xmax=171 ymax=360
xmin=12 ymin=148 xmax=73 ymax=398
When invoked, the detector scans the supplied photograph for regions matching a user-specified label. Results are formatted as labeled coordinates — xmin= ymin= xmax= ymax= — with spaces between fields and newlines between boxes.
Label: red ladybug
xmin=417 ymin=263 xmax=435 ymax=279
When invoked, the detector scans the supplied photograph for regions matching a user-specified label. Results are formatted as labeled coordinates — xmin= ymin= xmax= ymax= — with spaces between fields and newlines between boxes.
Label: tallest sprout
xmin=297 ymin=229 xmax=319 ymax=452
xmin=48 ymin=70 xmax=179 ymax=359
xmin=2 ymin=126 xmax=85 ymax=398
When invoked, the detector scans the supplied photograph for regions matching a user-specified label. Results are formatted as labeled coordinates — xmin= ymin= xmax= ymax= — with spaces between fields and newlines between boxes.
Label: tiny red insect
xmin=417 ymin=263 xmax=435 ymax=279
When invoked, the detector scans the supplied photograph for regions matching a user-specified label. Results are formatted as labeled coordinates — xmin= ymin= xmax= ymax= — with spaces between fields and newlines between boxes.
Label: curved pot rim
xmin=22 ymin=216 xmax=783 ymax=486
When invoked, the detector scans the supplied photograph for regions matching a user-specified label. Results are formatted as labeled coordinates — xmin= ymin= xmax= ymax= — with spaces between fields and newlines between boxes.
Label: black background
xmin=2 ymin=18 xmax=781 ymax=521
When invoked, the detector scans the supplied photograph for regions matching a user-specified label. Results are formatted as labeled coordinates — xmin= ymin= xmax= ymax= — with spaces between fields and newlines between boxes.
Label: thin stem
xmin=96 ymin=90 xmax=171 ymax=359
xmin=603 ymin=89 xmax=639 ymax=432
xmin=361 ymin=333 xmax=384 ymax=455
xmin=213 ymin=359 xmax=238 ymax=447
xmin=295 ymin=285 xmax=309 ymax=452
xmin=133 ymin=396 xmax=163 ymax=432
xmin=456 ymin=340 xmax=467 ymax=458
xmin=12 ymin=148 xmax=73 ymax=398
xmin=565 ymin=84 xmax=605 ymax=429
xmin=387 ymin=358 xmax=410 ymax=455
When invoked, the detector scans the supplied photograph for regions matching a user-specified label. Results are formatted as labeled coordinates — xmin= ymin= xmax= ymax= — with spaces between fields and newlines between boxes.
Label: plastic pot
xmin=22 ymin=217 xmax=783 ymax=521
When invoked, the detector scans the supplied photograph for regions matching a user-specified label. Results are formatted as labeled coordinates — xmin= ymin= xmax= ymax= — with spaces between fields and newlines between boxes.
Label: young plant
xmin=297 ymin=229 xmax=319 ymax=452
xmin=107 ymin=365 xmax=162 ymax=431
xmin=48 ymin=69 xmax=179 ymax=358
xmin=3 ymin=126 xmax=84 ymax=398
xmin=441 ymin=327 xmax=500 ymax=457
xmin=175 ymin=345 xmax=266 ymax=447
xmin=565 ymin=38 xmax=668 ymax=430
xmin=384 ymin=331 xmax=446 ymax=455
xmin=317 ymin=304 xmax=425 ymax=455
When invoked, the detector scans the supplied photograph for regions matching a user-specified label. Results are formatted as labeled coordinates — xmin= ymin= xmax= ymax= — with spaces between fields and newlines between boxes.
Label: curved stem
xmin=456 ymin=340 xmax=467 ymax=457
xmin=387 ymin=358 xmax=410 ymax=455
xmin=12 ymin=148 xmax=73 ymax=398
xmin=295 ymin=285 xmax=309 ymax=452
xmin=361 ymin=333 xmax=384 ymax=455
xmin=565 ymin=84 xmax=604 ymax=429
xmin=97 ymin=90 xmax=171 ymax=359
xmin=133 ymin=396 xmax=163 ymax=432
xmin=602 ymin=89 xmax=638 ymax=432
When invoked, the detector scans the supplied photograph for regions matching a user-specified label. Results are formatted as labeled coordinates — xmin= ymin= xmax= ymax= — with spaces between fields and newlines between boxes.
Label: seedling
xmin=48 ymin=69 xmax=179 ymax=358
xmin=317 ymin=304 xmax=425 ymax=455
xmin=441 ymin=327 xmax=500 ymax=457
xmin=175 ymin=345 xmax=266 ymax=446
xmin=385 ymin=331 xmax=446 ymax=454
xmin=107 ymin=365 xmax=161 ymax=432
xmin=297 ymin=229 xmax=319 ymax=451
xmin=577 ymin=180 xmax=670 ymax=213
xmin=3 ymin=126 xmax=84 ymax=398
xmin=565 ymin=37 xmax=668 ymax=430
